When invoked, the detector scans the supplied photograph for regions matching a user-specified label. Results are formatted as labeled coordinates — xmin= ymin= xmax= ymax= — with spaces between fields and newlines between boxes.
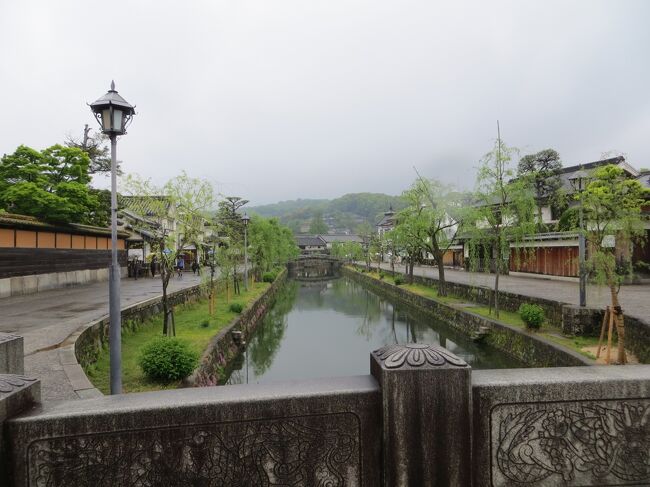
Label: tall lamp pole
xmin=242 ymin=213 xmax=250 ymax=291
xmin=90 ymin=81 xmax=135 ymax=394
xmin=570 ymin=169 xmax=588 ymax=307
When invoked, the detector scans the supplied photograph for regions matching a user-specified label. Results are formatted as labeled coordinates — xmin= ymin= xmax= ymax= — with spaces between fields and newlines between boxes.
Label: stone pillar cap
xmin=0 ymin=374 xmax=38 ymax=396
xmin=372 ymin=343 xmax=469 ymax=370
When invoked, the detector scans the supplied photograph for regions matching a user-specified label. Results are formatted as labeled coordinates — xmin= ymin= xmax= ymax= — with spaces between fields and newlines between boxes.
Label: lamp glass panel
xmin=113 ymin=109 xmax=123 ymax=132
xmin=101 ymin=109 xmax=111 ymax=131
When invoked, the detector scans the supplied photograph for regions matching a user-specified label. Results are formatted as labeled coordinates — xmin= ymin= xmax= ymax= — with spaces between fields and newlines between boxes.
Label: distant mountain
xmin=249 ymin=192 xmax=405 ymax=234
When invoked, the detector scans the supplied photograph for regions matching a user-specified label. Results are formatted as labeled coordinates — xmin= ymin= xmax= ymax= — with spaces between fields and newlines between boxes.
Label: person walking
xmin=176 ymin=256 xmax=185 ymax=278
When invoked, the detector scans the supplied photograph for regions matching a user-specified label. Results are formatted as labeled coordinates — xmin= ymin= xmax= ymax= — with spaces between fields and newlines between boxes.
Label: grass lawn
xmin=85 ymin=281 xmax=270 ymax=394
xmin=349 ymin=266 xmax=601 ymax=359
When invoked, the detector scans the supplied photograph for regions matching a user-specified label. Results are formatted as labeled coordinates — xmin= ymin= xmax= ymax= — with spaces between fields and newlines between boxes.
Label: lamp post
xmin=569 ymin=169 xmax=588 ymax=307
xmin=242 ymin=213 xmax=250 ymax=291
xmin=90 ymin=81 xmax=135 ymax=394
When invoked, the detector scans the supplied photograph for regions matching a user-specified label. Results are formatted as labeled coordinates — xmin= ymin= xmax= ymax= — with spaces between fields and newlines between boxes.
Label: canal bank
xmin=343 ymin=266 xmax=592 ymax=367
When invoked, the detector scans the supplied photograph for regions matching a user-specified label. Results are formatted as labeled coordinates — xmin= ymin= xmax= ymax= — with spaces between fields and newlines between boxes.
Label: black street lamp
xmin=242 ymin=213 xmax=250 ymax=291
xmin=90 ymin=81 xmax=135 ymax=395
xmin=569 ymin=168 xmax=589 ymax=308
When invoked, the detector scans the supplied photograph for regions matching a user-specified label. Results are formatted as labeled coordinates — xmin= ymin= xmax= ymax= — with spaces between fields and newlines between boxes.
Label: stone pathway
xmin=0 ymin=273 xmax=202 ymax=402
xmin=378 ymin=263 xmax=650 ymax=321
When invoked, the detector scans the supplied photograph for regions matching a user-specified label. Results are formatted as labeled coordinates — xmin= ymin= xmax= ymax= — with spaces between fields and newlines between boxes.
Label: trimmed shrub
xmin=262 ymin=272 xmax=277 ymax=283
xmin=379 ymin=271 xmax=385 ymax=280
xmin=229 ymin=302 xmax=243 ymax=313
xmin=139 ymin=337 xmax=198 ymax=382
xmin=200 ymin=320 xmax=210 ymax=328
xmin=519 ymin=303 xmax=545 ymax=330
xmin=394 ymin=275 xmax=404 ymax=286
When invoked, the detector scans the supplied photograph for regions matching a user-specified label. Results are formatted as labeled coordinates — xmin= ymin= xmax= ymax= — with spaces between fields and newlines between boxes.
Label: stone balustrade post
xmin=0 ymin=374 xmax=40 ymax=484
xmin=0 ymin=333 xmax=24 ymax=375
xmin=371 ymin=343 xmax=472 ymax=486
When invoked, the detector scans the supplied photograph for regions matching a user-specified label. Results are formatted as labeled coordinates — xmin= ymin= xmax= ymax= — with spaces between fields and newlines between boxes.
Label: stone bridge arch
xmin=287 ymin=254 xmax=342 ymax=279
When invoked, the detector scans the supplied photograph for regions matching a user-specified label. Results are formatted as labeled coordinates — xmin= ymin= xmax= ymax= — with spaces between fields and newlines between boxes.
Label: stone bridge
xmin=287 ymin=254 xmax=342 ymax=279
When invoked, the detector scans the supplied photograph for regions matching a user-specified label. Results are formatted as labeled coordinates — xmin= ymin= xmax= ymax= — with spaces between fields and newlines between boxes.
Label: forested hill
xmin=249 ymin=192 xmax=405 ymax=234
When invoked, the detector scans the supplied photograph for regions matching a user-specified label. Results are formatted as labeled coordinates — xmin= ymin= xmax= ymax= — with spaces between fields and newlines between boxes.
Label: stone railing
xmin=3 ymin=330 xmax=650 ymax=486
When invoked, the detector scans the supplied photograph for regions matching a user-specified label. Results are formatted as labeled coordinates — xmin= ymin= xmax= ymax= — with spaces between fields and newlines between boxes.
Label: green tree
xmin=331 ymin=241 xmax=364 ymax=263
xmin=122 ymin=172 xmax=214 ymax=335
xmin=398 ymin=176 xmax=463 ymax=296
xmin=0 ymin=144 xmax=101 ymax=224
xmin=309 ymin=210 xmax=328 ymax=234
xmin=517 ymin=149 xmax=564 ymax=227
xmin=464 ymin=135 xmax=536 ymax=317
xmin=579 ymin=164 xmax=649 ymax=363
xmin=215 ymin=196 xmax=249 ymax=296
xmin=248 ymin=216 xmax=299 ymax=276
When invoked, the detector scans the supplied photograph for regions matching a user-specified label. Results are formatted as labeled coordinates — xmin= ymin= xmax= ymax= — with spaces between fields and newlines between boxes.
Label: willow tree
xmin=121 ymin=172 xmax=214 ymax=335
xmin=464 ymin=135 xmax=536 ymax=317
xmin=579 ymin=164 xmax=649 ymax=363
xmin=399 ymin=176 xmax=463 ymax=296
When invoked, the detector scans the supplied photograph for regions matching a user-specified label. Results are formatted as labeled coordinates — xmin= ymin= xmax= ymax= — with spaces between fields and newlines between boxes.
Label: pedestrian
xmin=177 ymin=256 xmax=185 ymax=278
xmin=192 ymin=261 xmax=199 ymax=275
xmin=151 ymin=255 xmax=157 ymax=278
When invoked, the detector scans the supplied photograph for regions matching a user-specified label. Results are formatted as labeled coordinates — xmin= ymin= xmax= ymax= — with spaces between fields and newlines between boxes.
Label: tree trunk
xmin=493 ymin=242 xmax=500 ymax=318
xmin=162 ymin=269 xmax=170 ymax=335
xmin=435 ymin=249 xmax=446 ymax=296
xmin=610 ymin=284 xmax=627 ymax=364
xmin=408 ymin=260 xmax=414 ymax=284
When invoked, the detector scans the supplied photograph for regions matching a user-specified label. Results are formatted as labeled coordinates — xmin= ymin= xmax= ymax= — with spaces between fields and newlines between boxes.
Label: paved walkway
xmin=0 ymin=273 xmax=202 ymax=402
xmin=378 ymin=263 xmax=650 ymax=321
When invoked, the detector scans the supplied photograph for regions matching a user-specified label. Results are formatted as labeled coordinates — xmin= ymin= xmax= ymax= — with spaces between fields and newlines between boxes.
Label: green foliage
xmin=249 ymin=215 xmax=299 ymax=273
xmin=121 ymin=172 xmax=215 ymax=335
xmin=379 ymin=271 xmax=385 ymax=279
xmin=229 ymin=303 xmax=243 ymax=313
xmin=580 ymin=164 xmax=649 ymax=291
xmin=462 ymin=137 xmax=537 ymax=316
xmin=519 ymin=303 xmax=545 ymax=330
xmin=394 ymin=275 xmax=404 ymax=285
xmin=518 ymin=149 xmax=563 ymax=228
xmin=262 ymin=271 xmax=277 ymax=283
xmin=308 ymin=209 xmax=329 ymax=234
xmin=138 ymin=337 xmax=199 ymax=381
xmin=0 ymin=144 xmax=103 ymax=224
xmin=331 ymin=241 xmax=363 ymax=261
xmin=249 ymin=193 xmax=405 ymax=233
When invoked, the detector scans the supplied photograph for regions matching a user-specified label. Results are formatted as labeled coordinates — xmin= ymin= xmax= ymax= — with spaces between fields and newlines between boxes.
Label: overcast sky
xmin=1 ymin=1 xmax=649 ymax=205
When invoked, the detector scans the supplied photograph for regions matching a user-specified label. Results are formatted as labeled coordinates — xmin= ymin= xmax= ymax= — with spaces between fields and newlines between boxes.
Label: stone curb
xmin=62 ymin=284 xmax=204 ymax=399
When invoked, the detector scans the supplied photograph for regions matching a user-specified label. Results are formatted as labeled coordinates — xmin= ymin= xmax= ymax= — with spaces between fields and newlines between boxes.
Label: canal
xmin=226 ymin=277 xmax=524 ymax=384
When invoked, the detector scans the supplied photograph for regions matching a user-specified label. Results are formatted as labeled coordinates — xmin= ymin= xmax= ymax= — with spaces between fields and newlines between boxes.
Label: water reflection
xmin=226 ymin=277 xmax=524 ymax=385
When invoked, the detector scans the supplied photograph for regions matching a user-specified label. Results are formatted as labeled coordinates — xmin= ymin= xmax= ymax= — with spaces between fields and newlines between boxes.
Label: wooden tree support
xmin=596 ymin=306 xmax=627 ymax=365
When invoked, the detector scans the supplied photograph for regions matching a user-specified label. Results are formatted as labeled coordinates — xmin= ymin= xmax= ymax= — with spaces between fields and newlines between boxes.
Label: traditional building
xmin=0 ymin=213 xmax=128 ymax=297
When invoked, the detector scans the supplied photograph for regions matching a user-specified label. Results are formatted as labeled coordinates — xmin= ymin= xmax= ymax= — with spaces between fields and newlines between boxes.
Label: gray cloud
xmin=1 ymin=0 xmax=648 ymax=205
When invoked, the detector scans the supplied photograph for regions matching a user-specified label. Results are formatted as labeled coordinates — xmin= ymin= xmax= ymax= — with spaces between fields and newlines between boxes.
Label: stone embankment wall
xmin=344 ymin=267 xmax=590 ymax=367
xmin=188 ymin=269 xmax=287 ymax=386
xmin=74 ymin=284 xmax=205 ymax=370
xmin=358 ymin=265 xmax=650 ymax=363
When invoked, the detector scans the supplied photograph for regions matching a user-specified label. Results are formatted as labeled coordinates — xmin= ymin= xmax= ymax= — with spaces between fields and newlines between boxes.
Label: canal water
xmin=226 ymin=277 xmax=525 ymax=385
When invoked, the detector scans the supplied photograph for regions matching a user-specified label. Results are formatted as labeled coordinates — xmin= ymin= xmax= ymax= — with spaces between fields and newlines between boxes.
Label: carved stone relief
xmin=27 ymin=412 xmax=361 ymax=487
xmin=492 ymin=399 xmax=650 ymax=486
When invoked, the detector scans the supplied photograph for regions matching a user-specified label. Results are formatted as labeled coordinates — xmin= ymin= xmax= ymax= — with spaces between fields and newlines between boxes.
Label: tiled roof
xmin=0 ymin=212 xmax=129 ymax=237
xmin=295 ymin=235 xmax=326 ymax=247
